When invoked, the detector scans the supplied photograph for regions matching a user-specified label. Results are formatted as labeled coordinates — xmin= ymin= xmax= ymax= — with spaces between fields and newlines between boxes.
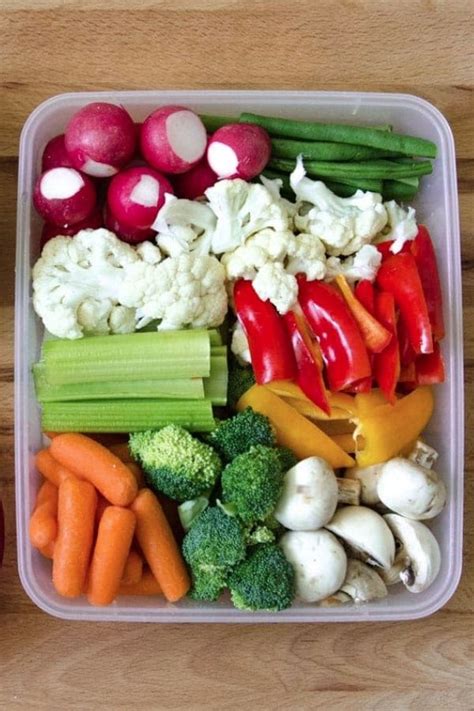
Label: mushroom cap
xmin=340 ymin=559 xmax=388 ymax=603
xmin=344 ymin=464 xmax=382 ymax=506
xmin=280 ymin=529 xmax=347 ymax=603
xmin=377 ymin=458 xmax=447 ymax=520
xmin=325 ymin=505 xmax=395 ymax=570
xmin=274 ymin=457 xmax=338 ymax=531
xmin=383 ymin=513 xmax=441 ymax=593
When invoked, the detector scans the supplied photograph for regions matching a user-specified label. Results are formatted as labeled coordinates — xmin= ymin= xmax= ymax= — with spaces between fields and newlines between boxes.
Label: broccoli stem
xmin=240 ymin=112 xmax=437 ymax=158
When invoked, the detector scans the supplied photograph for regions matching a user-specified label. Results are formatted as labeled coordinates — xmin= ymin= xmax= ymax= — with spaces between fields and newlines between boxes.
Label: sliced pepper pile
xmin=234 ymin=225 xmax=445 ymax=410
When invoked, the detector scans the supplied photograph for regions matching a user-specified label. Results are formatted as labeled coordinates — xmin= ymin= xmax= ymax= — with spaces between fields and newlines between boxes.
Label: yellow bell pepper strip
xmin=331 ymin=433 xmax=360 ymax=453
xmin=354 ymin=389 xmax=390 ymax=415
xmin=354 ymin=386 xmax=434 ymax=467
xmin=317 ymin=419 xmax=356 ymax=436
xmin=265 ymin=380 xmax=310 ymax=401
xmin=237 ymin=385 xmax=355 ymax=469
xmin=266 ymin=383 xmax=358 ymax=419
xmin=335 ymin=275 xmax=392 ymax=354
xmin=285 ymin=397 xmax=351 ymax=422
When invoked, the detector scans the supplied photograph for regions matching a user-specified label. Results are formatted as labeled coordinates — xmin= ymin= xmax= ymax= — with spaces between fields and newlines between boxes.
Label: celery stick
xmin=210 ymin=345 xmax=227 ymax=357
xmin=34 ymin=365 xmax=205 ymax=402
xmin=208 ymin=329 xmax=223 ymax=347
xmin=40 ymin=330 xmax=211 ymax=385
xmin=204 ymin=355 xmax=228 ymax=405
xmin=41 ymin=399 xmax=215 ymax=433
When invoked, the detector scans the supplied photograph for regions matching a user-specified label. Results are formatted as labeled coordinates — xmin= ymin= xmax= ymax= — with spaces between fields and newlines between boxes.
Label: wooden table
xmin=1 ymin=2 xmax=473 ymax=708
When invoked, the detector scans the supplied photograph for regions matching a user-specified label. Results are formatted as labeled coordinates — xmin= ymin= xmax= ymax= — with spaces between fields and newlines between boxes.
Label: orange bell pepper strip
xmin=237 ymin=385 xmax=354 ymax=469
xmin=354 ymin=386 xmax=434 ymax=467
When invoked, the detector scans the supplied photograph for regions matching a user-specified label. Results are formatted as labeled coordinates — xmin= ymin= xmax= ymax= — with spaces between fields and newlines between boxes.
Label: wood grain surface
xmin=1 ymin=1 xmax=473 ymax=709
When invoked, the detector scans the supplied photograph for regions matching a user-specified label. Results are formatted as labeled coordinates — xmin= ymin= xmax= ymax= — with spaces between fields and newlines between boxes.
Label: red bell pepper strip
xmin=347 ymin=377 xmax=372 ymax=394
xmin=335 ymin=275 xmax=391 ymax=354
xmin=234 ymin=280 xmax=297 ymax=385
xmin=376 ymin=252 xmax=433 ymax=355
xmin=416 ymin=342 xmax=445 ymax=385
xmin=283 ymin=310 xmax=330 ymax=414
xmin=410 ymin=225 xmax=445 ymax=341
xmin=376 ymin=240 xmax=411 ymax=261
xmin=397 ymin=315 xmax=416 ymax=367
xmin=354 ymin=279 xmax=375 ymax=314
xmin=297 ymin=276 xmax=371 ymax=392
xmin=373 ymin=291 xmax=400 ymax=403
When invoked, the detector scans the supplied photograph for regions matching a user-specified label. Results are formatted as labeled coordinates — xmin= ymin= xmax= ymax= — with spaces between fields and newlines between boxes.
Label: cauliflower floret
xmin=252 ymin=262 xmax=298 ymax=315
xmin=325 ymin=244 xmax=382 ymax=284
xmin=291 ymin=157 xmax=388 ymax=256
xmin=377 ymin=200 xmax=418 ymax=254
xmin=231 ymin=322 xmax=251 ymax=365
xmin=153 ymin=193 xmax=216 ymax=256
xmin=286 ymin=232 xmax=327 ymax=281
xmin=221 ymin=228 xmax=295 ymax=281
xmin=259 ymin=174 xmax=297 ymax=225
xmin=134 ymin=254 xmax=228 ymax=331
xmin=135 ymin=240 xmax=162 ymax=264
xmin=205 ymin=179 xmax=291 ymax=254
xmin=32 ymin=229 xmax=141 ymax=339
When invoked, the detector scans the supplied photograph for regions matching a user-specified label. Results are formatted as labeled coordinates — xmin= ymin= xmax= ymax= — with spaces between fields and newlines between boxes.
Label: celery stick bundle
xmin=34 ymin=330 xmax=227 ymax=432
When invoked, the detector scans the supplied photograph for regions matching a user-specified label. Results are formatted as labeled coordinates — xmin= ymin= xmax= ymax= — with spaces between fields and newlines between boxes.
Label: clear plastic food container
xmin=15 ymin=91 xmax=464 ymax=622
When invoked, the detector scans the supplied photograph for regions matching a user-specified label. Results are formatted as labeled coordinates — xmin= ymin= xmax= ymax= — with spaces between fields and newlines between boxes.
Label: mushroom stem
xmin=336 ymin=477 xmax=361 ymax=505
xmin=378 ymin=548 xmax=408 ymax=585
xmin=408 ymin=440 xmax=438 ymax=470
xmin=320 ymin=591 xmax=352 ymax=607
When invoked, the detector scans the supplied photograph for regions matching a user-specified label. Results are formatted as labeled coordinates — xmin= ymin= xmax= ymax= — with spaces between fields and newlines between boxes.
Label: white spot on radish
xmin=41 ymin=168 xmax=84 ymax=200
xmin=130 ymin=175 xmax=160 ymax=207
xmin=207 ymin=141 xmax=239 ymax=178
xmin=82 ymin=158 xmax=118 ymax=177
xmin=166 ymin=110 xmax=207 ymax=162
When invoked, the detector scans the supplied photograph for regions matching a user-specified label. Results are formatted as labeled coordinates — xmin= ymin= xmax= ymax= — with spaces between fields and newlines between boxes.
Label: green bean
xmin=271 ymin=138 xmax=400 ymax=162
xmin=269 ymin=157 xmax=433 ymax=180
xmin=199 ymin=114 xmax=236 ymax=132
xmin=240 ymin=112 xmax=437 ymax=159
xmin=382 ymin=180 xmax=418 ymax=201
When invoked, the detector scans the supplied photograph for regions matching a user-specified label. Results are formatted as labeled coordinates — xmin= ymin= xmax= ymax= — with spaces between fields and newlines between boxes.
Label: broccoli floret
xmin=182 ymin=506 xmax=246 ymax=601
xmin=275 ymin=447 xmax=298 ymax=472
xmin=245 ymin=525 xmax=276 ymax=546
xmin=208 ymin=408 xmax=276 ymax=462
xmin=129 ymin=426 xmax=222 ymax=502
xmin=221 ymin=445 xmax=284 ymax=525
xmin=227 ymin=359 xmax=255 ymax=408
xmin=228 ymin=544 xmax=295 ymax=612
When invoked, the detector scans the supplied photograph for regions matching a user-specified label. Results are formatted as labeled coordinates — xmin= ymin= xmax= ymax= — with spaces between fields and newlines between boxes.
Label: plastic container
xmin=15 ymin=91 xmax=463 ymax=622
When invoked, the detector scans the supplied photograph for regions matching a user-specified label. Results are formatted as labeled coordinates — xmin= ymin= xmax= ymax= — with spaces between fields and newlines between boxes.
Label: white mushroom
xmin=408 ymin=440 xmax=438 ymax=470
xmin=280 ymin=529 xmax=347 ymax=603
xmin=325 ymin=505 xmax=395 ymax=570
xmin=274 ymin=457 xmax=338 ymax=531
xmin=344 ymin=464 xmax=382 ymax=505
xmin=383 ymin=514 xmax=441 ymax=593
xmin=377 ymin=457 xmax=446 ymax=520
xmin=339 ymin=559 xmax=388 ymax=603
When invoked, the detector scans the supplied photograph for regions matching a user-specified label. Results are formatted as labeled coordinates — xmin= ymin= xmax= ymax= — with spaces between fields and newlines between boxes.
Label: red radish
xmin=41 ymin=209 xmax=104 ymax=246
xmin=107 ymin=166 xmax=173 ymax=230
xmin=140 ymin=105 xmax=207 ymax=174
xmin=207 ymin=123 xmax=271 ymax=180
xmin=104 ymin=205 xmax=155 ymax=244
xmin=41 ymin=134 xmax=73 ymax=171
xmin=33 ymin=167 xmax=97 ymax=226
xmin=172 ymin=156 xmax=217 ymax=199
xmin=65 ymin=102 xmax=136 ymax=178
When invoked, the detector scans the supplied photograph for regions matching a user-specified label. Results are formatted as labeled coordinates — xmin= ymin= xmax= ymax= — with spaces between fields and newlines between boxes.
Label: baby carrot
xmin=131 ymin=489 xmax=190 ymax=602
xmin=87 ymin=506 xmax=136 ymax=606
xmin=121 ymin=550 xmax=143 ymax=586
xmin=35 ymin=448 xmax=76 ymax=487
xmin=50 ymin=433 xmax=138 ymax=506
xmin=29 ymin=480 xmax=58 ymax=548
xmin=118 ymin=569 xmax=162 ymax=596
xmin=127 ymin=462 xmax=145 ymax=489
xmin=94 ymin=494 xmax=109 ymax=527
xmin=53 ymin=478 xmax=97 ymax=598
xmin=39 ymin=540 xmax=55 ymax=559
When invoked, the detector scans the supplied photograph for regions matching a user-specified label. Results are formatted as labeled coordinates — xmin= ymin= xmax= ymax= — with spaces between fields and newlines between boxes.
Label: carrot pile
xmin=30 ymin=432 xmax=190 ymax=606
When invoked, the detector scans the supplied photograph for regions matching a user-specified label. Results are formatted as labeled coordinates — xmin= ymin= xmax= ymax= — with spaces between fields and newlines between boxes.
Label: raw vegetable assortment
xmin=27 ymin=100 xmax=448 ymax=612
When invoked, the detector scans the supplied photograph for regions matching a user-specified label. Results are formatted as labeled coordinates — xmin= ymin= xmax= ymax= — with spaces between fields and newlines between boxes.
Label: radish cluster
xmin=34 ymin=101 xmax=272 ymax=246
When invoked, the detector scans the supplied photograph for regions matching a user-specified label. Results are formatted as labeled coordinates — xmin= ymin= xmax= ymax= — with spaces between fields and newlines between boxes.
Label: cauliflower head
xmin=291 ymin=157 xmax=388 ymax=256
xmin=286 ymin=231 xmax=327 ymax=281
xmin=133 ymin=253 xmax=228 ymax=331
xmin=220 ymin=228 xmax=295 ymax=281
xmin=32 ymin=229 xmax=142 ymax=339
xmin=252 ymin=262 xmax=298 ymax=315
xmin=152 ymin=193 xmax=216 ymax=257
xmin=205 ymin=179 xmax=291 ymax=255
